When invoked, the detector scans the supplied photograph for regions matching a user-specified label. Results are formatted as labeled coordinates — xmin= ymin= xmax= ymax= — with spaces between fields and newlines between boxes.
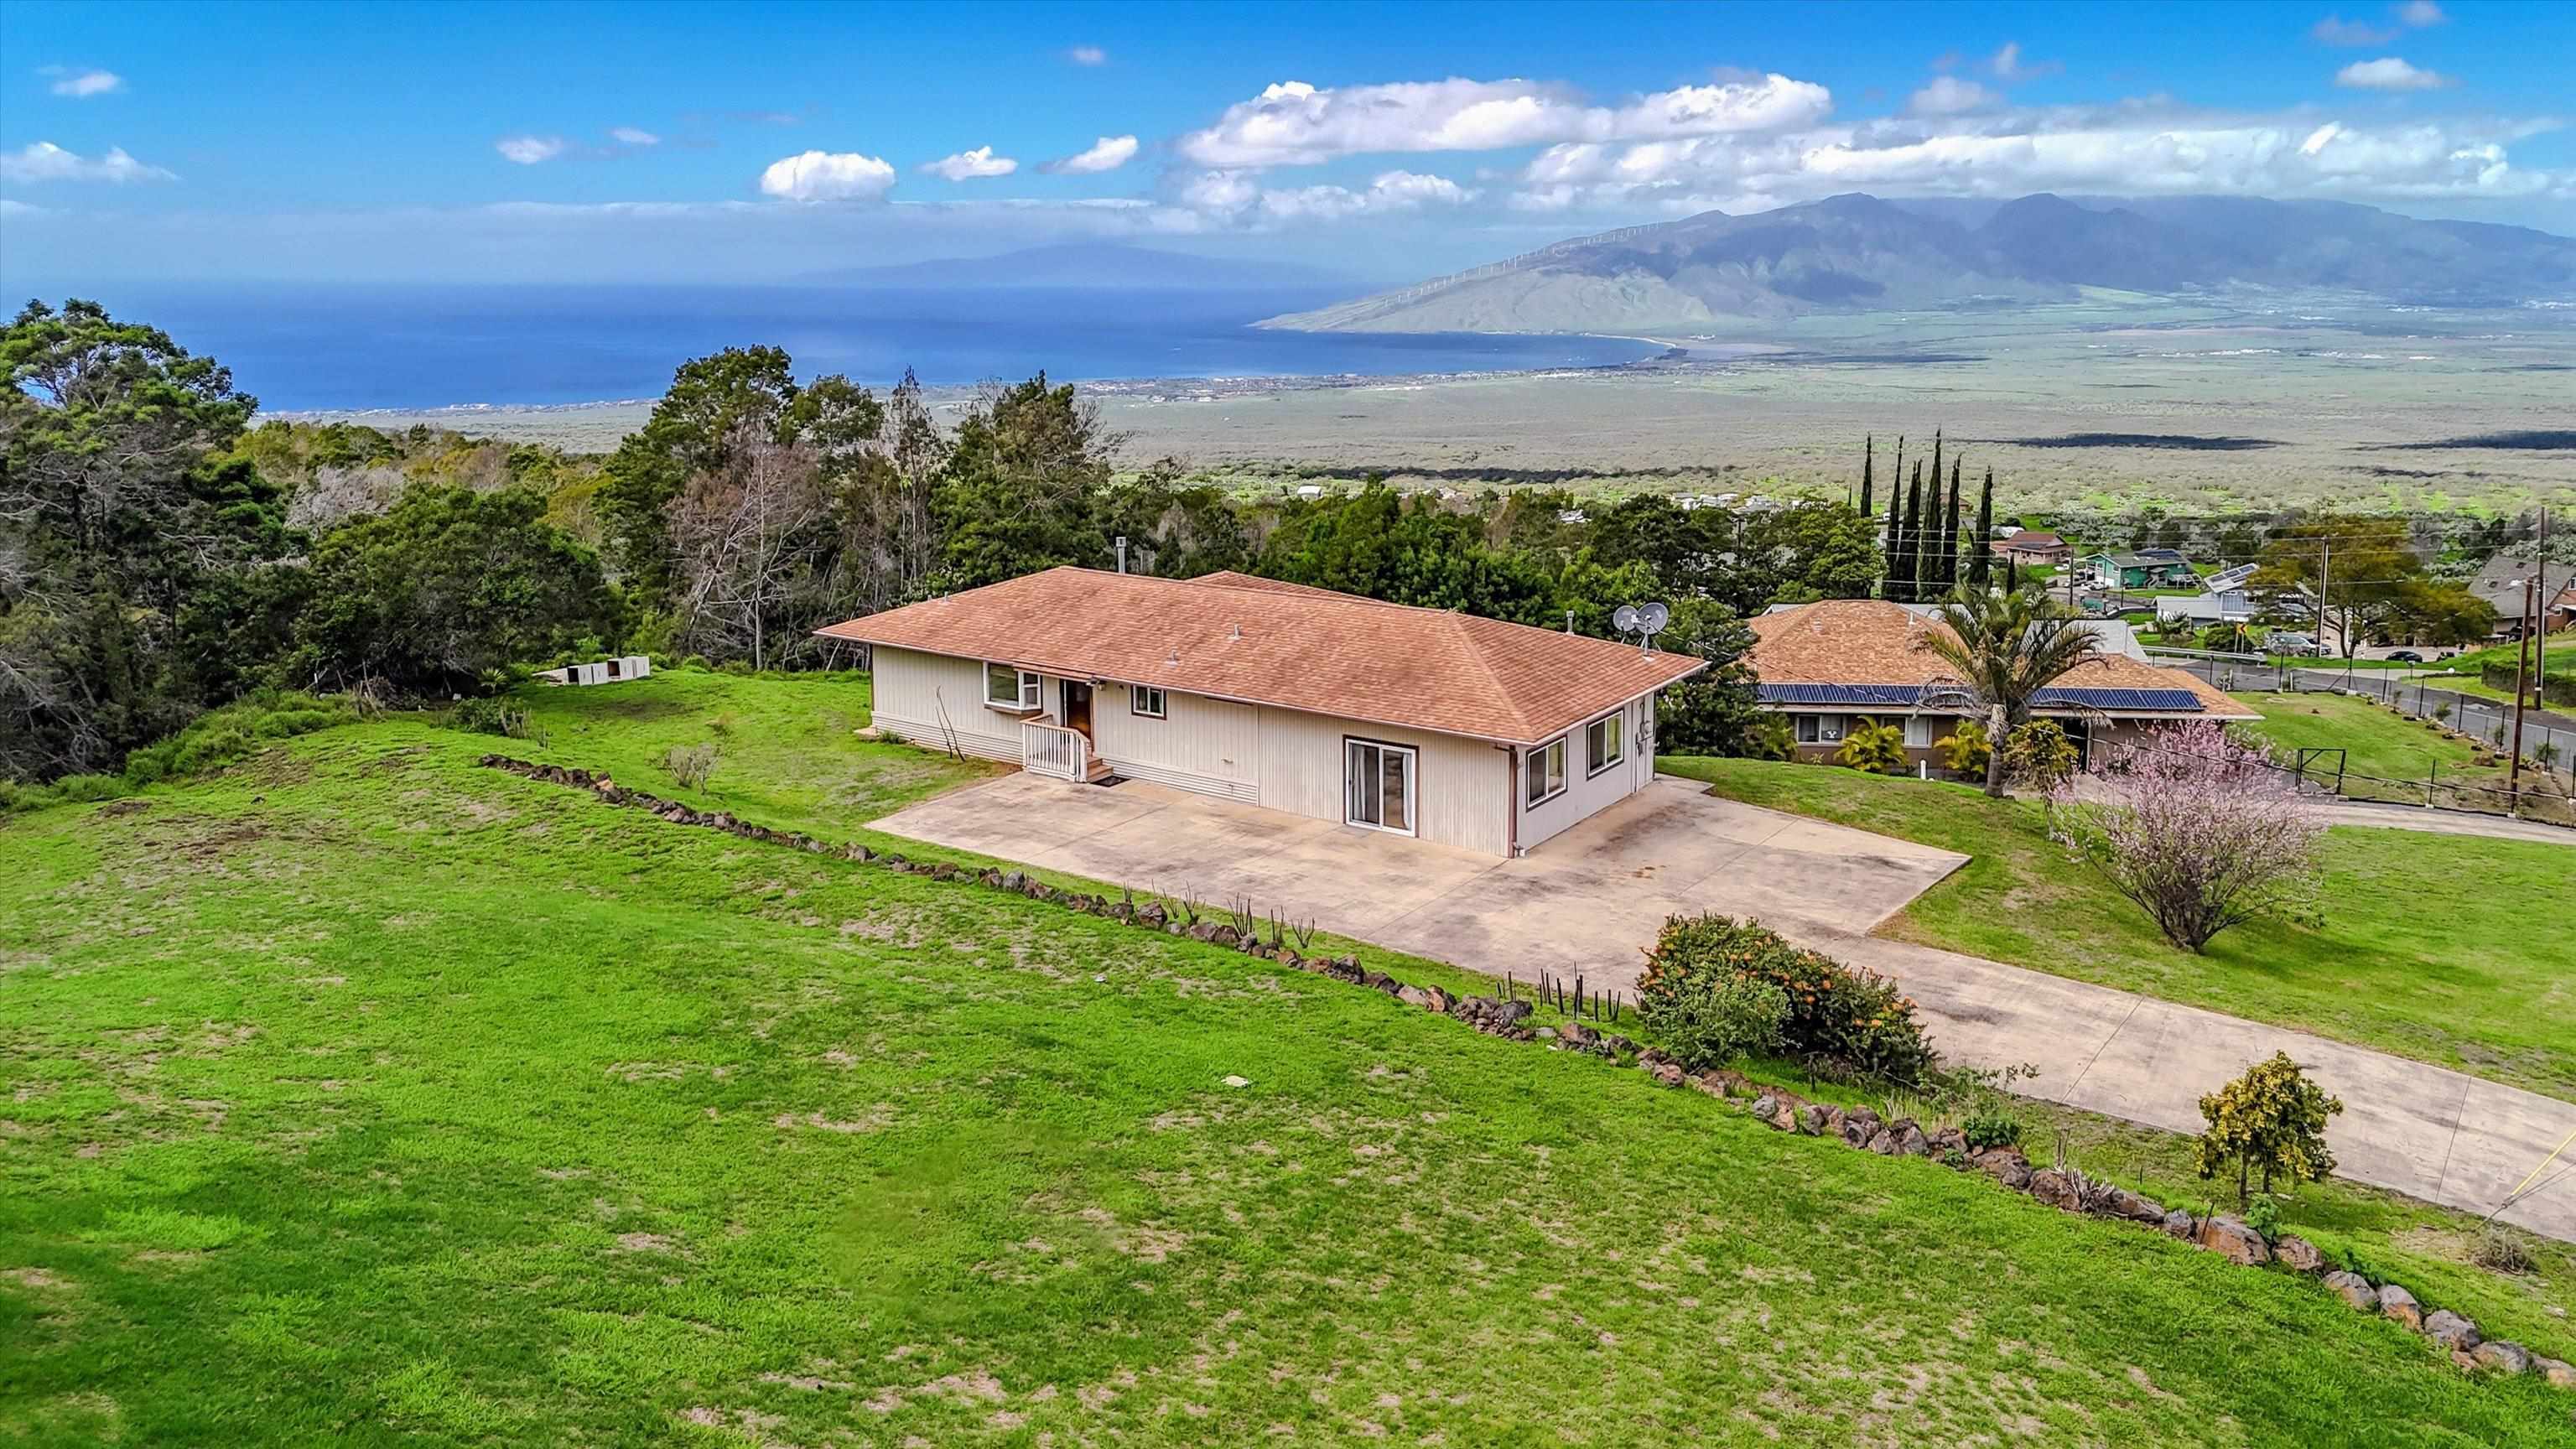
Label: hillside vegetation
xmin=5 ymin=673 xmax=2571 ymax=1446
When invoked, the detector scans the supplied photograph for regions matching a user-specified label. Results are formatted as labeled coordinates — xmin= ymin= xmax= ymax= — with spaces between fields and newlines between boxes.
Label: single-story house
xmin=1990 ymin=529 xmax=2072 ymax=565
xmin=2084 ymin=551 xmax=2199 ymax=589
xmin=2153 ymin=589 xmax=2257 ymax=626
xmin=814 ymin=568 xmax=1708 ymax=856
xmin=1748 ymin=599 xmax=2259 ymax=767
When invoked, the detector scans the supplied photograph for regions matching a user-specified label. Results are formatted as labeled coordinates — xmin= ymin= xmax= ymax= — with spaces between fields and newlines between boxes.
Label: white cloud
xmin=2336 ymin=57 xmax=2447 ymax=91
xmin=922 ymin=144 xmax=1018 ymax=180
xmin=1044 ymin=134 xmax=1140 ymax=174
xmin=1067 ymin=44 xmax=1108 ymax=66
xmin=2312 ymin=14 xmax=2395 ymax=45
xmin=44 ymin=67 xmax=124 ymax=98
xmin=0 ymin=198 xmax=55 ymax=216
xmin=0 ymin=140 xmax=174 ymax=184
xmin=1176 ymin=168 xmax=1476 ymax=225
xmin=1179 ymin=72 xmax=1831 ymax=167
xmin=1503 ymin=103 xmax=2571 ymax=216
xmin=2397 ymin=1 xmax=2446 ymax=27
xmin=609 ymin=127 xmax=660 ymax=147
xmin=1909 ymin=76 xmax=1996 ymax=117
xmin=758 ymin=148 xmax=896 ymax=201
xmin=496 ymin=135 xmax=568 ymax=164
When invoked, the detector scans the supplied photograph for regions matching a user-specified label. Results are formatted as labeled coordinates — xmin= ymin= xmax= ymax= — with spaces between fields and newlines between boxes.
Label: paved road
xmin=879 ymin=771 xmax=2576 ymax=1241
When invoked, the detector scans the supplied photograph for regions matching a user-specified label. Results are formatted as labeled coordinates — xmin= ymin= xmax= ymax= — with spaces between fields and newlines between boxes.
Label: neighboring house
xmin=2467 ymin=554 xmax=2576 ymax=638
xmin=814 ymin=568 xmax=1706 ymax=856
xmin=2153 ymin=589 xmax=2257 ymax=626
xmin=1747 ymin=599 xmax=2259 ymax=767
xmin=2083 ymin=551 xmax=2199 ymax=589
xmin=1990 ymin=529 xmax=2072 ymax=565
xmin=2205 ymin=562 xmax=2260 ymax=593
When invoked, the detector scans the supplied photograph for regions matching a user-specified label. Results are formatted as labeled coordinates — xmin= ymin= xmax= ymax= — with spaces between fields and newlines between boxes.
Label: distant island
xmin=1258 ymin=192 xmax=2576 ymax=334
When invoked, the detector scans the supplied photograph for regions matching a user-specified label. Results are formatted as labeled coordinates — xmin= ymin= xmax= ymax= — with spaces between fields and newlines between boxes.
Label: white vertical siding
xmin=868 ymin=646 xmax=1026 ymax=762
xmin=1254 ymin=704 xmax=1510 ymax=856
xmin=1518 ymin=694 xmax=1654 ymax=852
xmin=1090 ymin=682 xmax=1260 ymax=802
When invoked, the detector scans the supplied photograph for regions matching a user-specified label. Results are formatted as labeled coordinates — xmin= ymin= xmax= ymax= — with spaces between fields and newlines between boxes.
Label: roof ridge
xmin=1453 ymin=613 xmax=1533 ymax=740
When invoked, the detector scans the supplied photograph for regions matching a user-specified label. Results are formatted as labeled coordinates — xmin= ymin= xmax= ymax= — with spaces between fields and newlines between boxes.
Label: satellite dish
xmin=1613 ymin=604 xmax=1642 ymax=635
xmin=1637 ymin=601 xmax=1670 ymax=635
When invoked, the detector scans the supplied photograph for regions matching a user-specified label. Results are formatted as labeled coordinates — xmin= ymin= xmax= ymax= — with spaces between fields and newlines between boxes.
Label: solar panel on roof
xmin=2033 ymin=687 xmax=2204 ymax=711
xmin=1756 ymin=683 xmax=1924 ymax=706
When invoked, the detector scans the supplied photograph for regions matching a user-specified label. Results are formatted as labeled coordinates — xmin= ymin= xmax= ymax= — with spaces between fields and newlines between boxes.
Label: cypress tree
xmin=1882 ymin=445 xmax=1905 ymax=595
xmin=2006 ymin=551 xmax=2020 ymax=594
xmin=1859 ymin=435 xmax=1873 ymax=519
xmin=1942 ymin=456 xmax=1963 ymax=594
xmin=1898 ymin=460 xmax=1924 ymax=602
xmin=1970 ymin=466 xmax=1995 ymax=588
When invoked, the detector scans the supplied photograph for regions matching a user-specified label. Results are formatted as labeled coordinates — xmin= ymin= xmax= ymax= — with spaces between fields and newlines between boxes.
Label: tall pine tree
xmin=1969 ymin=466 xmax=1994 ymax=589
xmin=1882 ymin=443 xmax=1905 ymax=596
xmin=1941 ymin=456 xmax=1963 ymax=595
xmin=1898 ymin=460 xmax=1924 ymax=603
xmin=1859 ymin=435 xmax=1873 ymax=519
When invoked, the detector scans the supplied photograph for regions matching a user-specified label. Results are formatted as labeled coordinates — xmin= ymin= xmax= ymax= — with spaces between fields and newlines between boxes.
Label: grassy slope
xmin=1659 ymin=758 xmax=2575 ymax=1100
xmin=2230 ymin=690 xmax=2527 ymax=800
xmin=3 ymin=678 xmax=2571 ymax=1446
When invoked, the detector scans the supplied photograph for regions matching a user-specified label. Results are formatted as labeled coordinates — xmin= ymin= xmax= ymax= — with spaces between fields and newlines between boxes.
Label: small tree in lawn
xmin=2001 ymin=719 xmax=2080 ymax=828
xmin=2194 ymin=1052 xmax=2343 ymax=1209
xmin=2054 ymin=719 xmax=2323 ymax=952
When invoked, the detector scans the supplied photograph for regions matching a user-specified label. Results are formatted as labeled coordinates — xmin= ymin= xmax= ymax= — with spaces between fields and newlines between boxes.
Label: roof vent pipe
xmin=1114 ymin=536 xmax=1129 ymax=574
xmin=1228 ymin=623 xmax=1243 ymax=641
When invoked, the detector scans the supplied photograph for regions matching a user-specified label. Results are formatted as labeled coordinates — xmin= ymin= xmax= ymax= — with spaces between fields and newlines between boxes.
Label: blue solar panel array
xmin=1758 ymin=683 xmax=2204 ymax=712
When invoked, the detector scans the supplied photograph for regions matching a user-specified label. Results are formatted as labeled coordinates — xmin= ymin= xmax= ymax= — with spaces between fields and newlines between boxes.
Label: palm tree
xmin=1919 ymin=584 xmax=2105 ymax=797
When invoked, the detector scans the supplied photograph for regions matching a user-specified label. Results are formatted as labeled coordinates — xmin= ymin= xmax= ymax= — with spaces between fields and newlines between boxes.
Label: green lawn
xmin=1659 ymin=756 xmax=2576 ymax=1100
xmin=5 ymin=678 xmax=2572 ymax=1445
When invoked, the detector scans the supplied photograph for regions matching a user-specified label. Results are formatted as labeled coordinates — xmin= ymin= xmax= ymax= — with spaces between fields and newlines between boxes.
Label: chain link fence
xmin=2147 ymin=652 xmax=2576 ymax=827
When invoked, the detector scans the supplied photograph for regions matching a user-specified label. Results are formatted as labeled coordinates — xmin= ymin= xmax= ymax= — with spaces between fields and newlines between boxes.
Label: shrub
xmin=2470 ymin=1224 xmax=2536 ymax=1275
xmin=446 ymin=697 xmax=532 ymax=739
xmin=1833 ymin=716 xmax=1908 ymax=774
xmin=663 ymin=742 xmax=721 ymax=792
xmin=2194 ymin=1052 xmax=2344 ymax=1208
xmin=1934 ymin=719 xmax=1991 ymax=776
xmin=1639 ymin=914 xmax=1935 ymax=1085
xmin=2242 ymin=1195 xmax=2283 ymax=1243
xmin=1 ymin=773 xmax=136 ymax=815
xmin=1961 ymin=1113 xmax=2023 ymax=1150
xmin=120 ymin=692 xmax=354 ymax=785
xmin=1633 ymin=968 xmax=1789 ymax=1072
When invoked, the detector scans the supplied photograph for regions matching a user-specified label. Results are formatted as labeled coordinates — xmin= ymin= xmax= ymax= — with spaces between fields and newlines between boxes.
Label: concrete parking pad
xmin=874 ymin=769 xmax=2576 ymax=1240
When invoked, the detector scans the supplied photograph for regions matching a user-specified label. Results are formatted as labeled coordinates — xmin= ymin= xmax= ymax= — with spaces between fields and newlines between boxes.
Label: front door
xmin=1062 ymin=680 xmax=1093 ymax=739
xmin=1344 ymin=739 xmax=1416 ymax=835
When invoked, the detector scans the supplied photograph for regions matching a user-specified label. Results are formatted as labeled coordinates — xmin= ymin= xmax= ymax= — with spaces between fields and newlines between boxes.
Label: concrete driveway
xmin=875 ymin=770 xmax=2576 ymax=1240
xmin=869 ymin=771 xmax=1969 ymax=990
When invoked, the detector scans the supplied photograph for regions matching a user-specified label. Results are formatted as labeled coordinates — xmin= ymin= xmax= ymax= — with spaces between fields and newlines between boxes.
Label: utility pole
xmin=2531 ymin=507 xmax=2551 ymax=712
xmin=2508 ymin=575 xmax=2534 ymax=815
xmin=2315 ymin=538 xmax=2331 ymax=661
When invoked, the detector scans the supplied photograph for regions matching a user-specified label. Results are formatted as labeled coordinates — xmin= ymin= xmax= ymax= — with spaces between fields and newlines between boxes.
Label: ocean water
xmin=80 ymin=284 xmax=1665 ymax=412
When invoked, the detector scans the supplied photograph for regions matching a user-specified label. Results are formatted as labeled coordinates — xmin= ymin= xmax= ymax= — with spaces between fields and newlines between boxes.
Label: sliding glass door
xmin=1344 ymin=739 xmax=1416 ymax=835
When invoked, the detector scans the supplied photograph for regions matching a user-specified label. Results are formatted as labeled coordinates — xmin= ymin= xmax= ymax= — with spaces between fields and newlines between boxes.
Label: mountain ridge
xmin=1257 ymin=193 xmax=2576 ymax=333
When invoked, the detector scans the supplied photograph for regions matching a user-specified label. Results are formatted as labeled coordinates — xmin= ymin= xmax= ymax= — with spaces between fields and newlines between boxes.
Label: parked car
xmin=2267 ymin=631 xmax=2322 ymax=656
xmin=2385 ymin=650 xmax=2425 ymax=664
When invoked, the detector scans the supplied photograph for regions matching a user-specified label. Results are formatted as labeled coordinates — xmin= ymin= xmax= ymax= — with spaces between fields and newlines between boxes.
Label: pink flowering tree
xmin=2052 ymin=719 xmax=2324 ymax=953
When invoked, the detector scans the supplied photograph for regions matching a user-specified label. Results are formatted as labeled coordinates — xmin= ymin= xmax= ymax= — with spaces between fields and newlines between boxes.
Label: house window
xmin=1132 ymin=685 xmax=1166 ymax=719
xmin=1903 ymin=714 xmax=1935 ymax=748
xmin=1524 ymin=736 xmax=1568 ymax=807
xmin=1345 ymin=739 xmax=1416 ymax=834
xmin=1586 ymin=709 xmax=1624 ymax=776
xmin=1794 ymin=714 xmax=1846 ymax=745
xmin=984 ymin=662 xmax=1041 ymax=711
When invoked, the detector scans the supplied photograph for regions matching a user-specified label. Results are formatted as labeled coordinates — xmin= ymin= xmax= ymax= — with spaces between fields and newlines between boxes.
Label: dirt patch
xmin=772 ymin=1107 xmax=894 ymax=1135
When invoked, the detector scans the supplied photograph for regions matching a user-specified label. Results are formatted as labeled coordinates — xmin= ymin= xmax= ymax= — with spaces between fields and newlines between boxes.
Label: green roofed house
xmin=2084 ymin=549 xmax=2199 ymax=590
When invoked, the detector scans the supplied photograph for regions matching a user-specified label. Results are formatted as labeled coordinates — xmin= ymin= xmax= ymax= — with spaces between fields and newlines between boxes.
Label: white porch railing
xmin=1021 ymin=719 xmax=1088 ymax=782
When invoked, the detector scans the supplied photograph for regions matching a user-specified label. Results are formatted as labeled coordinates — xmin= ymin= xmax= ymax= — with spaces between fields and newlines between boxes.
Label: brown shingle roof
xmin=1748 ymin=599 xmax=2257 ymax=719
xmin=815 ymin=568 xmax=1707 ymax=745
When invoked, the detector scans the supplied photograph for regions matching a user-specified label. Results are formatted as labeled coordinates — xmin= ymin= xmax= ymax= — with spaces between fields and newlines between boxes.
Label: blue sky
xmin=3 ymin=0 xmax=2570 ymax=286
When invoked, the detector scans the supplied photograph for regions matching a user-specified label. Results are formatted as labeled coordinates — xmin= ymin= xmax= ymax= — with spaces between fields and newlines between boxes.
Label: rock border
xmin=477 ymin=754 xmax=2573 ymax=1392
